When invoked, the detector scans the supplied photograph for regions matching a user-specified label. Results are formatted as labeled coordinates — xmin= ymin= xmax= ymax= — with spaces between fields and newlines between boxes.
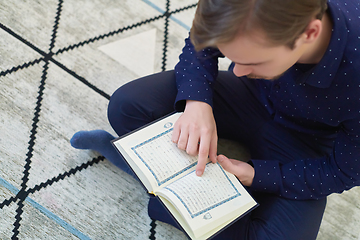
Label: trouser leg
xmin=108 ymin=70 xmax=182 ymax=229
xmin=108 ymin=70 xmax=177 ymax=136
xmin=212 ymin=192 xmax=326 ymax=240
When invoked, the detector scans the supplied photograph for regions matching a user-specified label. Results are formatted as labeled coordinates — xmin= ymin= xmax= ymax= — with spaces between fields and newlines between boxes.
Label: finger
xmin=196 ymin=137 xmax=211 ymax=176
xmin=171 ymin=121 xmax=181 ymax=143
xmin=186 ymin=132 xmax=200 ymax=156
xmin=177 ymin=128 xmax=189 ymax=151
xmin=217 ymin=154 xmax=235 ymax=174
xmin=208 ymin=134 xmax=218 ymax=163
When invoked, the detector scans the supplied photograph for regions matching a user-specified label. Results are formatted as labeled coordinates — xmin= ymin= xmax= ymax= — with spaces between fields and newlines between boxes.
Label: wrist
xmin=237 ymin=165 xmax=254 ymax=187
xmin=185 ymin=100 xmax=212 ymax=112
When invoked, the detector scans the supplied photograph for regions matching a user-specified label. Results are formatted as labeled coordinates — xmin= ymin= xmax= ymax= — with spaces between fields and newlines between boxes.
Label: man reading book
xmin=71 ymin=0 xmax=360 ymax=239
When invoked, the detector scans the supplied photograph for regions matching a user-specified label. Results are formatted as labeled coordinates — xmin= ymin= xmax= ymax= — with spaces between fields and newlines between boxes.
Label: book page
xmin=113 ymin=113 xmax=200 ymax=191
xmin=157 ymin=162 xmax=256 ymax=239
xmin=160 ymin=163 xmax=241 ymax=218
xmin=131 ymin=129 xmax=198 ymax=186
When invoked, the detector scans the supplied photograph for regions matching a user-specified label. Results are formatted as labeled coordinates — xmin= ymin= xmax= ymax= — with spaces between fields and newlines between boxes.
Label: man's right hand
xmin=171 ymin=100 xmax=218 ymax=176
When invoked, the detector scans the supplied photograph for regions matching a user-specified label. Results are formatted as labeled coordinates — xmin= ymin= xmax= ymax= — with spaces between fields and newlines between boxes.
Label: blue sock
xmin=70 ymin=130 xmax=136 ymax=178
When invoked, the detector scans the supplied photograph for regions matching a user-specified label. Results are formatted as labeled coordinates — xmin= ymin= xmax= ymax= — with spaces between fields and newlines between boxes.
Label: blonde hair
xmin=190 ymin=0 xmax=328 ymax=51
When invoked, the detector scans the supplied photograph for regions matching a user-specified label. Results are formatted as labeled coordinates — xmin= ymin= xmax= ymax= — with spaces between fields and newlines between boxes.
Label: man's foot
xmin=70 ymin=130 xmax=136 ymax=178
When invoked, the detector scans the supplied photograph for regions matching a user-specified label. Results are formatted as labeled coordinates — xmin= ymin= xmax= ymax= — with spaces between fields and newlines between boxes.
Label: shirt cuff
xmin=174 ymin=80 xmax=213 ymax=111
xmin=250 ymin=159 xmax=282 ymax=194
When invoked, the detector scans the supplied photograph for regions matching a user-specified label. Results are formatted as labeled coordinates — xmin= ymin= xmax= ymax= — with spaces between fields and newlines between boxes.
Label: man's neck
xmin=299 ymin=11 xmax=333 ymax=64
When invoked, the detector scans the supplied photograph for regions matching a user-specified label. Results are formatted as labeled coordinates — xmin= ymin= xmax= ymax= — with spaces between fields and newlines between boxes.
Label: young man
xmin=71 ymin=0 xmax=360 ymax=239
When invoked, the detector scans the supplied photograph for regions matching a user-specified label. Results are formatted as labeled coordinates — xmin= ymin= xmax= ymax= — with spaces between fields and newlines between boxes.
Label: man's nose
xmin=232 ymin=64 xmax=252 ymax=77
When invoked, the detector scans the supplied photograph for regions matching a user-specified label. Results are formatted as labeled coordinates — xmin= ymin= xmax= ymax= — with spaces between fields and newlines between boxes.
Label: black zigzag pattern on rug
xmin=0 ymin=0 xmax=196 ymax=239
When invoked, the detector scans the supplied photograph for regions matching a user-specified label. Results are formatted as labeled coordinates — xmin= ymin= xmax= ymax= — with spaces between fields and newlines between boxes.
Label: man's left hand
xmin=217 ymin=154 xmax=254 ymax=187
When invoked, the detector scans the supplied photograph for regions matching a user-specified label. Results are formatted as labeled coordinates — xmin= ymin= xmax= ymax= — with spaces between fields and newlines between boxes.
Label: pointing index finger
xmin=195 ymin=138 xmax=210 ymax=176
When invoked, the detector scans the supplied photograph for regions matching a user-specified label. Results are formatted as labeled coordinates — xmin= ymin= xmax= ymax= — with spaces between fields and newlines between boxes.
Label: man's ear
xmin=299 ymin=19 xmax=323 ymax=44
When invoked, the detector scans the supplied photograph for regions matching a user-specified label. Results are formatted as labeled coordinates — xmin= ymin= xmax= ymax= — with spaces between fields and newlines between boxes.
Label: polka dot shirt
xmin=174 ymin=0 xmax=360 ymax=200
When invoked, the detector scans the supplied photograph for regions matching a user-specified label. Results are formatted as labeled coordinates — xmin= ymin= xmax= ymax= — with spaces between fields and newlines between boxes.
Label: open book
xmin=112 ymin=112 xmax=258 ymax=240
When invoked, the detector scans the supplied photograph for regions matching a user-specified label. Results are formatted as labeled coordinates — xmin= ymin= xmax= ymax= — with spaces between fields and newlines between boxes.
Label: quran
xmin=112 ymin=112 xmax=258 ymax=240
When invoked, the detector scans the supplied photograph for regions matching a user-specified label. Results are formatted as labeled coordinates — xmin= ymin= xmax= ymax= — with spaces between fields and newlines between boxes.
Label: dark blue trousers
xmin=108 ymin=70 xmax=327 ymax=240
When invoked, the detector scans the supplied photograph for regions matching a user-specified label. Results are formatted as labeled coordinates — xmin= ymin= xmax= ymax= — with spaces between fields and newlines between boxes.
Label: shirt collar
xmin=295 ymin=1 xmax=348 ymax=88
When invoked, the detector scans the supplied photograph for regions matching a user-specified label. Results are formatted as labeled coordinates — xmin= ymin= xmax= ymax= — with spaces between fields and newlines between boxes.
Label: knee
xmin=108 ymin=82 xmax=138 ymax=118
xmin=107 ymin=71 xmax=177 ymax=135
xmin=107 ymin=81 xmax=145 ymax=134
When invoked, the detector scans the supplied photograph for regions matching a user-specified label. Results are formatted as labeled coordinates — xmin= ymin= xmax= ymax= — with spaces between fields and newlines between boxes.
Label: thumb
xmin=217 ymin=154 xmax=234 ymax=174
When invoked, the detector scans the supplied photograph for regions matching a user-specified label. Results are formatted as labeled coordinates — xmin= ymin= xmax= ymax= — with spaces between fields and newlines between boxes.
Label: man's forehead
xmin=218 ymin=29 xmax=279 ymax=50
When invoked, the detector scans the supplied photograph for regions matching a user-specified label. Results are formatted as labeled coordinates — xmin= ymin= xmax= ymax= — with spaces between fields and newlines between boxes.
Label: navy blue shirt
xmin=174 ymin=0 xmax=360 ymax=200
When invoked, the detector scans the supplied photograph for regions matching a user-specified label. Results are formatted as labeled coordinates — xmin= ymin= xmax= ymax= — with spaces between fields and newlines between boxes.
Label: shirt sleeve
xmin=174 ymin=35 xmax=222 ymax=111
xmin=250 ymin=117 xmax=360 ymax=200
